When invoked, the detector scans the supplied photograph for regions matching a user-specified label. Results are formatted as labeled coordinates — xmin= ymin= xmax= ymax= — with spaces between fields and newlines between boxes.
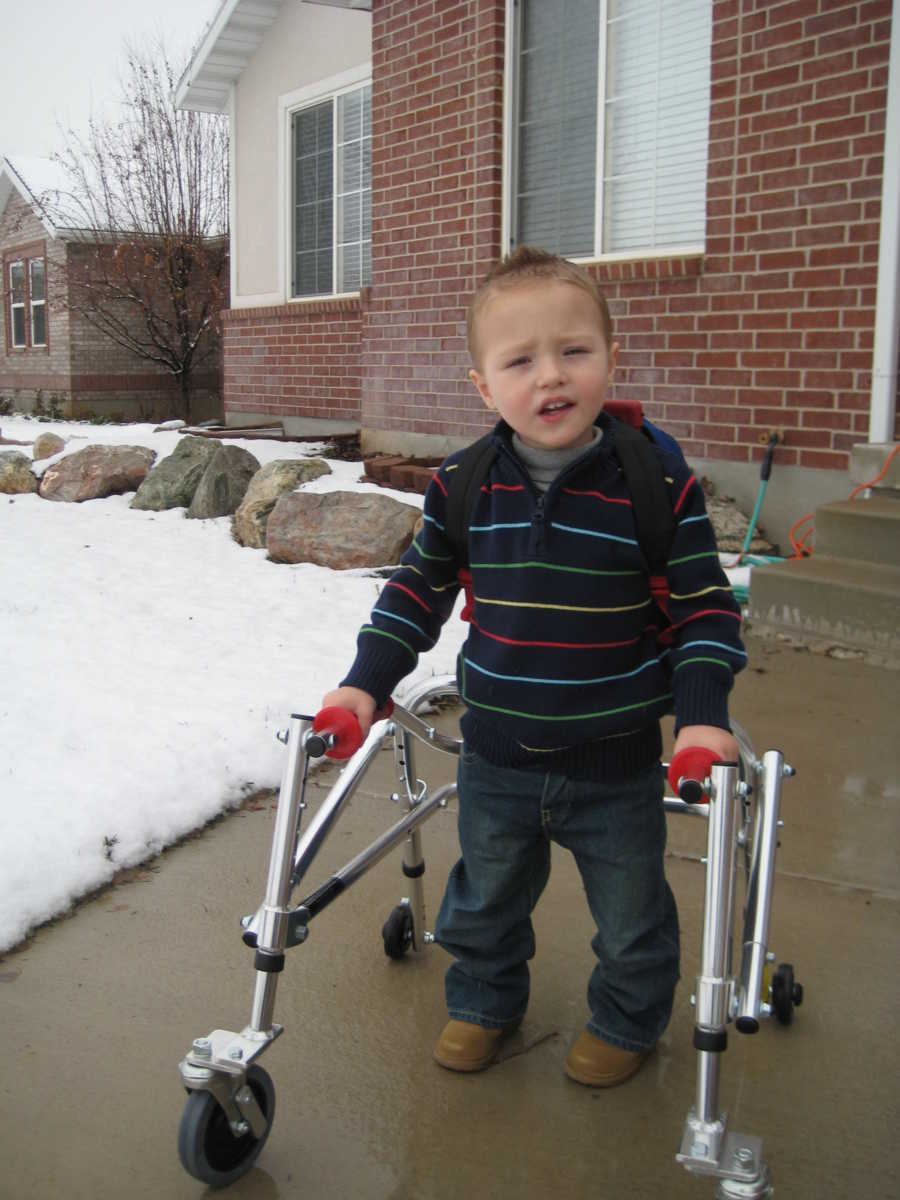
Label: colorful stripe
xmin=469 ymin=617 xmax=645 ymax=651
xmin=474 ymin=594 xmax=652 ymax=614
xmin=470 ymin=559 xmax=640 ymax=577
xmin=384 ymin=580 xmax=433 ymax=612
xmin=551 ymin=521 xmax=639 ymax=547
xmin=464 ymin=653 xmax=665 ymax=687
xmin=360 ymin=626 xmax=417 ymax=661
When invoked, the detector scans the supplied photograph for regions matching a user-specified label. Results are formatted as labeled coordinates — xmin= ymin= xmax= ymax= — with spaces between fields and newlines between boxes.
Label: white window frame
xmin=9 ymin=260 xmax=26 ymax=348
xmin=278 ymin=63 xmax=372 ymax=303
xmin=29 ymin=259 xmax=46 ymax=347
xmin=502 ymin=0 xmax=709 ymax=263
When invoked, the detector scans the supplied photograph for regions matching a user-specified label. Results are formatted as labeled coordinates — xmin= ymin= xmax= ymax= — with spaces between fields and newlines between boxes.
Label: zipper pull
xmin=529 ymin=496 xmax=546 ymax=555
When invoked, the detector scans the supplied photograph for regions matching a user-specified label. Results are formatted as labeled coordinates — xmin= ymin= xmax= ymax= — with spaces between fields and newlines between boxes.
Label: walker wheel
xmin=177 ymin=1064 xmax=275 ymax=1187
xmin=771 ymin=962 xmax=803 ymax=1025
xmin=382 ymin=904 xmax=413 ymax=958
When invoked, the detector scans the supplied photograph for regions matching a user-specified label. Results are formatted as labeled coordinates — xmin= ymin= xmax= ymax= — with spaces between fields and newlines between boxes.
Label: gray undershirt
xmin=512 ymin=427 xmax=603 ymax=494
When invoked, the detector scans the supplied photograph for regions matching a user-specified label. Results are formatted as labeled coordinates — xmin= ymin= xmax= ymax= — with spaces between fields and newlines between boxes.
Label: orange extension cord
xmin=788 ymin=442 xmax=900 ymax=559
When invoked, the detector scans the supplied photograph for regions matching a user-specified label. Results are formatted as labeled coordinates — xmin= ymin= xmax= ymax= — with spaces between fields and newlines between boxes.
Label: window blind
xmin=513 ymin=0 xmax=599 ymax=257
xmin=604 ymin=0 xmax=711 ymax=252
xmin=293 ymin=100 xmax=334 ymax=297
xmin=511 ymin=0 xmax=711 ymax=257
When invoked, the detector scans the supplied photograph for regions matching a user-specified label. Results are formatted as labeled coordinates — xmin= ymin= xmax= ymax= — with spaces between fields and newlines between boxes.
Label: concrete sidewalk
xmin=1 ymin=638 xmax=898 ymax=1200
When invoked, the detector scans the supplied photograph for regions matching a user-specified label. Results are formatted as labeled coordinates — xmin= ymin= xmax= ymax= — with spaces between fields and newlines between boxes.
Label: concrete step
xmin=747 ymin=554 xmax=900 ymax=665
xmin=814 ymin=496 xmax=900 ymax=567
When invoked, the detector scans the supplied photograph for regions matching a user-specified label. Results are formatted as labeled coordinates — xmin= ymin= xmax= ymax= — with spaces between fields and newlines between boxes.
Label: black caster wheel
xmin=771 ymin=962 xmax=803 ymax=1025
xmin=382 ymin=904 xmax=413 ymax=958
xmin=177 ymin=1064 xmax=275 ymax=1187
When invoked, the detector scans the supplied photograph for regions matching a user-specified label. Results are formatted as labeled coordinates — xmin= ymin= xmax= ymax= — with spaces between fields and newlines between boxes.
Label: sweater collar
xmin=490 ymin=410 xmax=616 ymax=462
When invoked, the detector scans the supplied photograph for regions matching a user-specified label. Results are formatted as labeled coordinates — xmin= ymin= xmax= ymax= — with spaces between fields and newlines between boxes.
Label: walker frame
xmin=177 ymin=674 xmax=798 ymax=1197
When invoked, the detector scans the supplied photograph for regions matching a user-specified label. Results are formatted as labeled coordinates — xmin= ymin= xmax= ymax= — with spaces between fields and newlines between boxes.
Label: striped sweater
xmin=342 ymin=414 xmax=746 ymax=780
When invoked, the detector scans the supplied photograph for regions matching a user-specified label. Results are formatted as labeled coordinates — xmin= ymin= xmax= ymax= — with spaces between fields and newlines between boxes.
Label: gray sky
xmin=1 ymin=0 xmax=222 ymax=158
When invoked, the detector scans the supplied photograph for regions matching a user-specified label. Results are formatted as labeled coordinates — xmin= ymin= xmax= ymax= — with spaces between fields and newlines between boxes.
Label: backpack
xmin=444 ymin=399 xmax=681 ymax=626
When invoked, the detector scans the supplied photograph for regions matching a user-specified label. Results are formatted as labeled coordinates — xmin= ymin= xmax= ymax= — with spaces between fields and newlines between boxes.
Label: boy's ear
xmin=469 ymin=368 xmax=496 ymax=411
xmin=607 ymin=341 xmax=620 ymax=381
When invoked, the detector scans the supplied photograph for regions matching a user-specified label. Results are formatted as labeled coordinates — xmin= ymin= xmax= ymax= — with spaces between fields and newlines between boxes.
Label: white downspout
xmin=869 ymin=0 xmax=900 ymax=444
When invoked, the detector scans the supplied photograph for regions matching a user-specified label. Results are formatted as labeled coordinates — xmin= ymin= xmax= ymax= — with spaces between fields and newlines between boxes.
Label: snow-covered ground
xmin=0 ymin=416 xmax=467 ymax=954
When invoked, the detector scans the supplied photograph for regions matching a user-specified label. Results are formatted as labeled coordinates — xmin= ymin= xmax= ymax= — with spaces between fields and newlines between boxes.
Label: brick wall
xmin=65 ymin=242 xmax=223 ymax=422
xmin=1 ymin=199 xmax=223 ymax=421
xmin=0 ymin=195 xmax=72 ymax=410
xmin=223 ymin=297 xmax=363 ymax=422
xmin=359 ymin=0 xmax=896 ymax=475
xmin=360 ymin=0 xmax=505 ymax=441
xmin=618 ymin=0 xmax=896 ymax=473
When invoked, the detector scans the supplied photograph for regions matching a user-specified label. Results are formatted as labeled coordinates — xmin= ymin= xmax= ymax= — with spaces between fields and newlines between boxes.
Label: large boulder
xmin=131 ymin=436 xmax=221 ymax=511
xmin=38 ymin=445 xmax=156 ymax=502
xmin=32 ymin=432 xmax=66 ymax=460
xmin=0 ymin=451 xmax=38 ymax=494
xmin=187 ymin=444 xmax=261 ymax=519
xmin=266 ymin=490 xmax=421 ymax=569
xmin=232 ymin=458 xmax=332 ymax=548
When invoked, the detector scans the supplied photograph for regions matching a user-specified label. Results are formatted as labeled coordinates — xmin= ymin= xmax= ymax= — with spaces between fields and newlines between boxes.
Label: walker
xmin=176 ymin=674 xmax=801 ymax=1197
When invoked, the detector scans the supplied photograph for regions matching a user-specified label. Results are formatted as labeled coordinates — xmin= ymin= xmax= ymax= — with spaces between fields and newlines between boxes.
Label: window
xmin=508 ymin=0 xmax=712 ymax=259
xmin=290 ymin=80 xmax=372 ymax=298
xmin=30 ymin=260 xmax=46 ymax=346
xmin=9 ymin=262 xmax=26 ymax=347
xmin=6 ymin=250 xmax=48 ymax=350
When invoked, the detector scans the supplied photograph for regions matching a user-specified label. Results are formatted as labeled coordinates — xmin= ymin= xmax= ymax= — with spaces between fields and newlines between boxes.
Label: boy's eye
xmin=564 ymin=346 xmax=588 ymax=356
xmin=506 ymin=356 xmax=529 ymax=368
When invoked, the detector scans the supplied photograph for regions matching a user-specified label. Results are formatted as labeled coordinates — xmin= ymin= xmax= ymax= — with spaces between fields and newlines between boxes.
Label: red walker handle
xmin=312 ymin=707 xmax=364 ymax=760
xmin=312 ymin=699 xmax=395 ymax=761
xmin=668 ymin=747 xmax=721 ymax=805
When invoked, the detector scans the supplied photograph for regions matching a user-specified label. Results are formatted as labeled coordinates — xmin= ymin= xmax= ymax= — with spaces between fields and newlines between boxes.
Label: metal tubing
xmin=736 ymin=751 xmax=785 ymax=1029
xmin=250 ymin=971 xmax=280 ymax=1035
xmin=333 ymin=783 xmax=456 ymax=890
xmin=262 ymin=715 xmax=311 ymax=917
xmin=249 ymin=713 xmax=313 ymax=1033
xmin=695 ymin=762 xmax=739 ymax=1124
xmin=696 ymin=1052 xmax=721 ymax=1126
xmin=290 ymin=717 xmax=391 ymax=886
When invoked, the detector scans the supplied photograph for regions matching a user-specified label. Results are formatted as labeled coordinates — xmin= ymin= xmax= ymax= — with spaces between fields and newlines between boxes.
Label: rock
xmin=38 ymin=445 xmax=156 ymax=502
xmin=266 ymin=490 xmax=421 ymax=569
xmin=0 ymin=451 xmax=38 ymax=494
xmin=131 ymin=436 xmax=221 ymax=511
xmin=32 ymin=432 xmax=65 ymax=460
xmin=187 ymin=444 xmax=261 ymax=519
xmin=232 ymin=458 xmax=332 ymax=548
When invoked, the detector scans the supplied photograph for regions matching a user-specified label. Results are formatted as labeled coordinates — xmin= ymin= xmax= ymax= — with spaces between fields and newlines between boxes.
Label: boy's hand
xmin=319 ymin=686 xmax=378 ymax=738
xmin=672 ymin=724 xmax=739 ymax=764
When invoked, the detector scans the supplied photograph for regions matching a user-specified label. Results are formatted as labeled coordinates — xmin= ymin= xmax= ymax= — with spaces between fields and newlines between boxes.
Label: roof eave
xmin=0 ymin=157 xmax=61 ymax=241
xmin=175 ymin=0 xmax=284 ymax=113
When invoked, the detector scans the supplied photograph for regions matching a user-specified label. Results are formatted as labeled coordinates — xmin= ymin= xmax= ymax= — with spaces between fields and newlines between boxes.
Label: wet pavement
xmin=1 ymin=636 xmax=898 ymax=1200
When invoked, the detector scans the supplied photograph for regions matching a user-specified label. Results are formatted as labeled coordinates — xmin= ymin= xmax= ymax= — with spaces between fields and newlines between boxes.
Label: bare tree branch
xmin=47 ymin=37 xmax=229 ymax=422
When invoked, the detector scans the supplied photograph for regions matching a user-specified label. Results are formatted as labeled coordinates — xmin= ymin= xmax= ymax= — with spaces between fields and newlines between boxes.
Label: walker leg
xmin=177 ymin=713 xmax=314 ymax=1186
xmin=676 ymin=761 xmax=773 ymax=1198
xmin=394 ymin=725 xmax=430 ymax=950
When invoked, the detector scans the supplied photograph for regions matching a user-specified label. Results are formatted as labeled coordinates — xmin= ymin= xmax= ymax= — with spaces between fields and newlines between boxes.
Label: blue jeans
xmin=433 ymin=747 xmax=680 ymax=1052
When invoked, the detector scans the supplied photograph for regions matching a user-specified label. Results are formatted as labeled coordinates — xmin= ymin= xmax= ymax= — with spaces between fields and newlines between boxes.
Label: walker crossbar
xmin=177 ymin=676 xmax=796 ymax=1197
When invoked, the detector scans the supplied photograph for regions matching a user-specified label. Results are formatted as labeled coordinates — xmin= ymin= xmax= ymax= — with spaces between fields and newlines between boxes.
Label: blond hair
xmin=467 ymin=246 xmax=612 ymax=365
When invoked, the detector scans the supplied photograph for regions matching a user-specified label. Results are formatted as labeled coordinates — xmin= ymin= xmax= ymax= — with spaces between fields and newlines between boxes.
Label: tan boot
xmin=564 ymin=1030 xmax=652 ymax=1087
xmin=433 ymin=1020 xmax=507 ymax=1072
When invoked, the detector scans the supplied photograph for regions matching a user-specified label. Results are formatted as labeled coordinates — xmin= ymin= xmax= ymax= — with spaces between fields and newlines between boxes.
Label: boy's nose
xmin=536 ymin=355 xmax=565 ymax=386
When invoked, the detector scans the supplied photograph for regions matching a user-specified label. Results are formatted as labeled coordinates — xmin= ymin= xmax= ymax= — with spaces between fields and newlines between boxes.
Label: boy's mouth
xmin=538 ymin=399 xmax=574 ymax=417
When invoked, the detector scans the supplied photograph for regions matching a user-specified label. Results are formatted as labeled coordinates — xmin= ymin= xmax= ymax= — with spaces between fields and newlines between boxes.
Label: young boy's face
xmin=469 ymin=280 xmax=619 ymax=451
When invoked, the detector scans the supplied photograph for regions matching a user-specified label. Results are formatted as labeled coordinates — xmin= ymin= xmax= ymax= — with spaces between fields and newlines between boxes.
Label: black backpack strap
xmin=444 ymin=433 xmax=497 ymax=569
xmin=612 ymin=419 xmax=676 ymax=575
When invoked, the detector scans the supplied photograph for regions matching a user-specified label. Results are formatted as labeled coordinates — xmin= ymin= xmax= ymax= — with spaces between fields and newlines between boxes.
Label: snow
xmin=0 ymin=416 xmax=467 ymax=955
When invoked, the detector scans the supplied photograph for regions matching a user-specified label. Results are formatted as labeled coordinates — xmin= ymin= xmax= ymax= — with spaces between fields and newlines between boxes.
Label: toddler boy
xmin=321 ymin=247 xmax=745 ymax=1086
